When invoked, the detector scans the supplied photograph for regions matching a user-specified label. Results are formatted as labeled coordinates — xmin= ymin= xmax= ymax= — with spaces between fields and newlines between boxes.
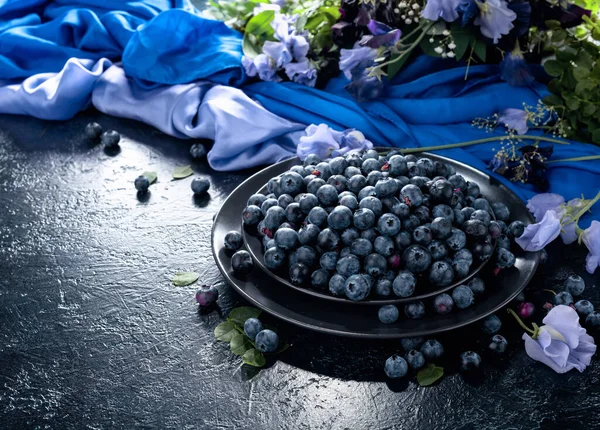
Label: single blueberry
xmin=489 ymin=335 xmax=508 ymax=354
xmin=430 ymin=217 xmax=453 ymax=239
xmin=320 ymin=252 xmax=338 ymax=271
xmin=267 ymin=177 xmax=281 ymax=196
xmin=336 ymin=255 xmax=361 ymax=277
xmin=348 ymin=175 xmax=368 ymax=194
xmin=84 ymin=122 xmax=103 ymax=141
xmin=375 ymin=177 xmax=399 ymax=198
xmin=574 ymin=300 xmax=594 ymax=317
xmin=303 ymin=154 xmax=322 ymax=166
xmin=402 ymin=245 xmax=432 ymax=273
xmin=391 ymin=201 xmax=410 ymax=219
xmin=460 ymin=351 xmax=482 ymax=372
xmin=472 ymin=240 xmax=494 ymax=262
xmin=190 ymin=143 xmax=207 ymax=159
xmin=465 ymin=181 xmax=480 ymax=198
xmin=564 ymin=275 xmax=585 ymax=296
xmin=243 ymin=318 xmax=264 ymax=341
xmin=404 ymin=301 xmax=425 ymax=319
xmin=255 ymin=329 xmax=279 ymax=353
xmin=289 ymin=263 xmax=310 ymax=285
xmin=491 ymin=202 xmax=510 ymax=221
xmin=554 ymin=291 xmax=574 ymax=306
xmin=364 ymin=253 xmax=387 ymax=277
xmin=470 ymin=209 xmax=491 ymax=226
xmin=433 ymin=293 xmax=454 ymax=314
xmin=354 ymin=208 xmax=376 ymax=230
xmin=311 ymin=269 xmax=330 ymax=289
xmin=274 ymin=228 xmax=299 ymax=251
xmin=264 ymin=206 xmax=286 ymax=231
xmin=329 ymin=274 xmax=346 ymax=296
xmin=298 ymin=224 xmax=320 ymax=246
xmin=394 ymin=231 xmax=412 ymax=252
xmin=284 ymin=203 xmax=304 ymax=224
xmin=374 ymin=236 xmax=395 ymax=257
xmin=317 ymin=228 xmax=340 ymax=251
xmin=261 ymin=198 xmax=279 ymax=215
xmin=393 ymin=270 xmax=416 ymax=297
xmin=508 ymin=221 xmax=526 ymax=239
xmin=224 ymin=231 xmax=243 ymax=252
xmin=314 ymin=162 xmax=332 ymax=180
xmin=316 ymin=185 xmax=339 ymax=206
xmin=295 ymin=246 xmax=318 ymax=267
xmin=231 ymin=250 xmax=254 ymax=275
xmin=299 ymin=193 xmax=319 ymax=214
xmin=446 ymin=228 xmax=467 ymax=251
xmin=452 ymin=285 xmax=474 ymax=309
xmin=404 ymin=349 xmax=426 ymax=370
xmin=278 ymin=194 xmax=294 ymax=209
xmin=388 ymin=155 xmax=408 ymax=176
xmin=247 ymin=193 xmax=267 ymax=207
xmin=377 ymin=213 xmax=402 ymax=236
xmin=429 ymin=261 xmax=454 ymax=287
xmin=279 ymin=172 xmax=305 ymax=196
xmin=488 ymin=221 xmax=502 ymax=239
xmin=195 ymin=285 xmax=219 ymax=307
xmin=357 ymin=186 xmax=377 ymax=201
xmin=452 ymin=258 xmax=471 ymax=278
xmin=345 ymin=166 xmax=363 ymax=179
xmin=412 ymin=226 xmax=433 ymax=245
xmin=402 ymin=215 xmax=421 ymax=233
xmin=496 ymin=248 xmax=516 ymax=269
xmin=359 ymin=196 xmax=383 ymax=217
xmin=329 ymin=157 xmax=349 ymax=175
xmin=307 ymin=206 xmax=328 ymax=227
xmin=463 ymin=219 xmax=488 ymax=238
xmin=429 ymin=179 xmax=454 ymax=204
xmin=341 ymin=227 xmax=360 ymax=246
xmin=351 ymin=238 xmax=373 ymax=258
xmin=384 ymin=355 xmax=408 ymax=379
xmin=191 ymin=178 xmax=210 ymax=195
xmin=327 ymin=205 xmax=353 ymax=230
xmin=420 ymin=339 xmax=444 ymax=360
xmin=432 ymin=204 xmax=454 ymax=221
xmin=134 ymin=175 xmax=150 ymax=193
xmin=375 ymin=279 xmax=393 ymax=296
xmin=264 ymin=247 xmax=286 ymax=270
xmin=448 ymin=174 xmax=467 ymax=192
xmin=586 ymin=312 xmax=600 ymax=328
xmin=428 ymin=240 xmax=448 ymax=261
xmin=481 ymin=314 xmax=502 ymax=334
xmin=366 ymin=171 xmax=384 ymax=187
xmin=327 ymin=175 xmax=348 ymax=193
xmin=344 ymin=274 xmax=371 ymax=301
xmin=307 ymin=178 xmax=326 ymax=194
xmin=400 ymin=184 xmax=423 ymax=207
xmin=455 ymin=248 xmax=473 ymax=265
xmin=467 ymin=277 xmax=485 ymax=296
xmin=101 ymin=130 xmax=120 ymax=148
xmin=340 ymin=194 xmax=359 ymax=210
xmin=378 ymin=305 xmax=399 ymax=324
xmin=361 ymin=158 xmax=381 ymax=175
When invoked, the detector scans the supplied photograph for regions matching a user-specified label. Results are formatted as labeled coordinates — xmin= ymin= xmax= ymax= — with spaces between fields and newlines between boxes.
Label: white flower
xmin=442 ymin=29 xmax=450 ymax=36
xmin=434 ymin=46 xmax=444 ymax=54
xmin=447 ymin=52 xmax=455 ymax=58
xmin=399 ymin=1 xmax=407 ymax=7
xmin=412 ymin=3 xmax=420 ymax=9
xmin=408 ymin=10 xmax=414 ymax=16
xmin=448 ymin=42 xmax=456 ymax=49
xmin=405 ymin=18 xmax=412 ymax=24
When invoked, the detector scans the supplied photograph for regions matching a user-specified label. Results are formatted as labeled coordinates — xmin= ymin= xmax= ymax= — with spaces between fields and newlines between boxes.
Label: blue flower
xmin=515 ymin=209 xmax=562 ymax=251
xmin=582 ymin=221 xmax=600 ymax=274
xmin=262 ymin=41 xmax=292 ymax=68
xmin=475 ymin=0 xmax=517 ymax=44
xmin=345 ymin=74 xmax=384 ymax=102
xmin=253 ymin=54 xmax=281 ymax=82
xmin=498 ymin=108 xmax=528 ymax=135
xmin=284 ymin=60 xmax=318 ymax=87
xmin=364 ymin=20 xmax=401 ymax=48
xmin=285 ymin=33 xmax=310 ymax=61
xmin=338 ymin=129 xmax=373 ymax=155
xmin=339 ymin=45 xmax=377 ymax=80
xmin=457 ymin=0 xmax=480 ymax=27
xmin=297 ymin=124 xmax=343 ymax=160
xmin=422 ymin=0 xmax=461 ymax=22
xmin=526 ymin=193 xmax=565 ymax=222
xmin=242 ymin=55 xmax=258 ymax=77
xmin=507 ymin=0 xmax=531 ymax=37
xmin=500 ymin=45 xmax=534 ymax=87
xmin=271 ymin=13 xmax=296 ymax=40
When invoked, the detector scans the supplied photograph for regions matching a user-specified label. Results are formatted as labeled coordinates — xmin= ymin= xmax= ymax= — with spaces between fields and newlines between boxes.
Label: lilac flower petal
xmin=242 ymin=55 xmax=258 ymax=77
xmin=286 ymin=34 xmax=310 ymax=61
xmin=498 ymin=108 xmax=528 ymax=135
xmin=543 ymin=306 xmax=583 ymax=349
xmin=515 ymin=210 xmax=561 ymax=251
xmin=539 ymin=330 xmax=570 ymax=368
xmin=582 ymin=220 xmax=600 ymax=274
xmin=253 ymin=54 xmax=280 ymax=82
xmin=367 ymin=19 xmax=394 ymax=36
xmin=262 ymin=41 xmax=292 ymax=67
xmin=570 ymin=333 xmax=597 ymax=367
xmin=364 ymin=29 xmax=402 ymax=48
xmin=474 ymin=0 xmax=517 ymax=44
xmin=560 ymin=217 xmax=578 ymax=245
xmin=523 ymin=334 xmax=572 ymax=374
xmin=339 ymin=46 xmax=377 ymax=80
xmin=422 ymin=0 xmax=461 ymax=22
xmin=284 ymin=59 xmax=317 ymax=87
xmin=526 ymin=193 xmax=565 ymax=222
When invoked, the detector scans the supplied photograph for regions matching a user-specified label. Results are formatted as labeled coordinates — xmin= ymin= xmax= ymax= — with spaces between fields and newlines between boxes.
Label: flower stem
xmin=568 ymin=190 xmax=600 ymax=226
xmin=547 ymin=155 xmax=600 ymax=164
xmin=377 ymin=21 xmax=435 ymax=70
xmin=507 ymin=308 xmax=536 ymax=335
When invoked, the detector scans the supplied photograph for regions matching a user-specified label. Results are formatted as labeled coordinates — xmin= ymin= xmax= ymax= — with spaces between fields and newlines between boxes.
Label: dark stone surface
xmin=1 ymin=111 xmax=599 ymax=429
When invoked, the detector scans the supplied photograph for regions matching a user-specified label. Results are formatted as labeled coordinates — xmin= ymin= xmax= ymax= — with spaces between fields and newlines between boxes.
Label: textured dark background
xmin=1 ymin=111 xmax=599 ymax=430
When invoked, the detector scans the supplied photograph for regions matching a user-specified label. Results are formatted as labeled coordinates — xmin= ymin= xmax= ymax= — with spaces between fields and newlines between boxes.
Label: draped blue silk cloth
xmin=0 ymin=2 xmax=599 ymax=224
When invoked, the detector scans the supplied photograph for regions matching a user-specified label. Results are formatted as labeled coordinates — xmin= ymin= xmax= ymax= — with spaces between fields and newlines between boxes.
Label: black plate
xmin=212 ymin=156 xmax=539 ymax=339
xmin=243 ymin=153 xmax=497 ymax=305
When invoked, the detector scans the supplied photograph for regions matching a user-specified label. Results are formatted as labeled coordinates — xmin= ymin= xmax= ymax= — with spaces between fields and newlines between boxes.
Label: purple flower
xmin=345 ymin=74 xmax=384 ymax=102
xmin=284 ymin=60 xmax=317 ymax=87
xmin=339 ymin=45 xmax=377 ymax=80
xmin=457 ymin=0 xmax=480 ymax=27
xmin=422 ymin=0 xmax=461 ymax=22
xmin=526 ymin=193 xmax=565 ymax=222
xmin=271 ymin=13 xmax=295 ymax=40
xmin=561 ymin=217 xmax=578 ymax=245
xmin=523 ymin=305 xmax=596 ymax=374
xmin=297 ymin=124 xmax=343 ymax=160
xmin=498 ymin=108 xmax=528 ymax=135
xmin=242 ymin=55 xmax=258 ymax=77
xmin=337 ymin=130 xmax=373 ymax=155
xmin=500 ymin=47 xmax=534 ymax=87
xmin=515 ymin=210 xmax=561 ymax=251
xmin=507 ymin=0 xmax=531 ymax=38
xmin=253 ymin=54 xmax=281 ymax=82
xmin=262 ymin=41 xmax=292 ymax=68
xmin=475 ymin=0 xmax=517 ymax=44
xmin=582 ymin=221 xmax=600 ymax=274
xmin=363 ymin=20 xmax=401 ymax=48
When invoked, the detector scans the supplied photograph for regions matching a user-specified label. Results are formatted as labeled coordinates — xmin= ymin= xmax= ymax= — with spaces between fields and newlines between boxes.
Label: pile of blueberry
xmin=233 ymin=149 xmax=526 ymax=321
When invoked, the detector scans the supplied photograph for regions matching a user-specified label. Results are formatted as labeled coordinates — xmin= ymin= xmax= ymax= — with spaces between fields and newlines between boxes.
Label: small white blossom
xmin=405 ymin=18 xmax=412 ymax=24
xmin=434 ymin=46 xmax=444 ymax=54
xmin=429 ymin=37 xmax=435 ymax=43
xmin=447 ymin=51 xmax=455 ymax=58
xmin=442 ymin=52 xmax=447 ymax=58
xmin=412 ymin=3 xmax=420 ymax=9
xmin=401 ymin=14 xmax=406 ymax=19
xmin=394 ymin=8 xmax=400 ymax=13
xmin=448 ymin=42 xmax=456 ymax=49
xmin=399 ymin=1 xmax=407 ymax=7
xmin=442 ymin=29 xmax=450 ymax=36
xmin=408 ymin=10 xmax=414 ymax=16
xmin=414 ymin=17 xmax=419 ymax=22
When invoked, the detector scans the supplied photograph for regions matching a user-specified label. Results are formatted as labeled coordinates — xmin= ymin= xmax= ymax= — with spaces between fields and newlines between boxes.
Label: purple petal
xmin=339 ymin=46 xmax=377 ymax=80
xmin=526 ymin=193 xmax=565 ymax=222
xmin=582 ymin=221 xmax=600 ymax=274
xmin=498 ymin=108 xmax=528 ymax=135
xmin=515 ymin=210 xmax=561 ymax=251
xmin=297 ymin=124 xmax=340 ymax=160
xmin=474 ymin=0 xmax=517 ymax=44
xmin=422 ymin=0 xmax=461 ymax=22
xmin=523 ymin=334 xmax=572 ymax=374
xmin=367 ymin=19 xmax=394 ymax=36
xmin=543 ymin=306 xmax=583 ymax=349
xmin=364 ymin=29 xmax=402 ymax=48
xmin=560 ymin=217 xmax=578 ymax=245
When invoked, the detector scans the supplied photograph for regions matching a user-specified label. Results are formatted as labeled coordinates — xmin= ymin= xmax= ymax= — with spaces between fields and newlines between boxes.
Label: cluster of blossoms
xmin=296 ymin=123 xmax=374 ymax=159
xmin=242 ymin=12 xmax=317 ymax=87
xmin=515 ymin=191 xmax=600 ymax=274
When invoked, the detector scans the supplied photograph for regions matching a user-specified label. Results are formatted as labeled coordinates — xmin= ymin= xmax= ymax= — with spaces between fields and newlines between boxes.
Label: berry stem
xmin=507 ymin=308 xmax=536 ymax=336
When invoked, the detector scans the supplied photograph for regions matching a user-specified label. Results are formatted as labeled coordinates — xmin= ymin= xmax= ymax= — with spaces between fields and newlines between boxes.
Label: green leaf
xmin=426 ymin=21 xmax=448 ymax=36
xmin=564 ymin=95 xmax=581 ymax=111
xmin=417 ymin=363 xmax=444 ymax=387
xmin=214 ymin=321 xmax=238 ymax=342
xmin=228 ymin=306 xmax=262 ymax=325
xmin=573 ymin=67 xmax=591 ymax=80
xmin=582 ymin=103 xmax=597 ymax=117
xmin=171 ymin=271 xmax=199 ymax=286
xmin=242 ymin=348 xmax=266 ymax=367
xmin=575 ymin=79 xmax=595 ymax=96
xmin=543 ymin=94 xmax=563 ymax=107
xmin=555 ymin=46 xmax=578 ymax=63
xmin=471 ymin=39 xmax=486 ymax=62
xmin=245 ymin=10 xmax=275 ymax=36
xmin=295 ymin=15 xmax=307 ymax=32
xmin=172 ymin=165 xmax=193 ymax=179
xmin=544 ymin=20 xmax=562 ymax=30
xmin=576 ymin=50 xmax=594 ymax=69
xmin=243 ymin=33 xmax=262 ymax=58
xmin=450 ymin=25 xmax=473 ymax=61
xmin=142 ymin=171 xmax=158 ymax=185
xmin=551 ymin=30 xmax=567 ymax=43
xmin=230 ymin=332 xmax=252 ymax=356
xmin=544 ymin=60 xmax=564 ymax=77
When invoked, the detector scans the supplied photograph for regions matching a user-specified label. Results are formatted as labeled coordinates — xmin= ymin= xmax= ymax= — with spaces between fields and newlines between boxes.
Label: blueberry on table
xmin=554 ymin=291 xmax=574 ymax=306
xmin=231 ymin=250 xmax=254 ymax=275
xmin=84 ymin=122 xmax=103 ymax=141
xmin=481 ymin=314 xmax=502 ymax=334
xmin=420 ymin=339 xmax=444 ymax=360
xmin=344 ymin=274 xmax=371 ymax=301
xmin=433 ymin=293 xmax=454 ymax=315
xmin=508 ymin=221 xmax=526 ymax=239
xmin=195 ymin=285 xmax=219 ymax=307
xmin=255 ymin=329 xmax=279 ymax=353
xmin=101 ymin=130 xmax=121 ymax=148
xmin=564 ymin=275 xmax=585 ymax=296
xmin=405 ymin=349 xmax=425 ymax=370
xmin=460 ymin=351 xmax=482 ymax=372
xmin=574 ymin=300 xmax=594 ymax=317
xmin=496 ymin=248 xmax=516 ymax=269
xmin=189 ymin=143 xmax=207 ymax=159
xmin=243 ymin=318 xmax=263 ymax=341
xmin=242 ymin=205 xmax=263 ymax=226
xmin=191 ymin=177 xmax=210 ymax=195
xmin=378 ymin=305 xmax=399 ymax=324
xmin=264 ymin=247 xmax=286 ymax=270
xmin=488 ymin=335 xmax=508 ymax=355
xmin=401 ymin=337 xmax=424 ymax=351
xmin=452 ymin=285 xmax=474 ymax=309
xmin=586 ymin=312 xmax=600 ymax=328
xmin=224 ymin=231 xmax=243 ymax=252
xmin=404 ymin=301 xmax=425 ymax=319
xmin=384 ymin=355 xmax=408 ymax=379
xmin=134 ymin=175 xmax=150 ymax=193
xmin=289 ymin=263 xmax=310 ymax=285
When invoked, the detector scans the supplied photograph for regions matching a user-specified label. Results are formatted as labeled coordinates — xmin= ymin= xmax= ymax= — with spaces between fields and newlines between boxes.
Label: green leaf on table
xmin=544 ymin=20 xmax=562 ymax=30
xmin=544 ymin=60 xmax=564 ymax=77
xmin=171 ymin=271 xmax=199 ymax=286
xmin=230 ymin=332 xmax=253 ymax=356
xmin=172 ymin=165 xmax=193 ymax=179
xmin=142 ymin=171 xmax=158 ymax=185
xmin=214 ymin=321 xmax=239 ymax=342
xmin=228 ymin=306 xmax=262 ymax=325
xmin=417 ymin=363 xmax=444 ymax=387
xmin=242 ymin=348 xmax=266 ymax=367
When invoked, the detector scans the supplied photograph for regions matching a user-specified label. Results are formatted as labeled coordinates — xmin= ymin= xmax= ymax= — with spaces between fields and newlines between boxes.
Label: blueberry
xmin=247 ymin=194 xmax=267 ymax=207
xmin=307 ymin=178 xmax=326 ymax=194
xmin=374 ymin=236 xmax=395 ymax=257
xmin=357 ymin=186 xmax=376 ymax=201
xmin=406 ymin=162 xmax=423 ymax=178
xmin=195 ymin=285 xmax=219 ymax=307
xmin=316 ymin=184 xmax=338 ymax=206
xmin=336 ymin=255 xmax=361 ymax=277
xmin=375 ymin=279 xmax=393 ymax=296
xmin=329 ymin=274 xmax=346 ymax=296
xmin=274 ymin=228 xmax=299 ymax=251
xmin=496 ymin=234 xmax=510 ymax=250
xmin=311 ymin=269 xmax=330 ymax=289
xmin=299 ymin=193 xmax=319 ymax=214
xmin=317 ymin=228 xmax=340 ymax=251
xmin=455 ymin=248 xmax=473 ymax=265
xmin=586 ymin=312 xmax=600 ymax=328
xmin=428 ymin=240 xmax=448 ymax=261
xmin=462 ymin=219 xmax=487 ymax=238
xmin=361 ymin=158 xmax=381 ymax=174
xmin=481 ymin=314 xmax=502 ymax=334
xmin=340 ymin=195 xmax=359 ymax=210
xmin=353 ymin=208 xmax=376 ymax=230
xmin=350 ymin=238 xmax=373 ymax=258
xmin=327 ymin=206 xmax=353 ymax=230
xmin=290 ymin=165 xmax=308 ymax=176
xmin=190 ymin=143 xmax=207 ymax=159
xmin=508 ymin=221 xmax=526 ymax=239
xmin=420 ymin=339 xmax=444 ymax=360
xmin=134 ymin=175 xmax=150 ymax=193
xmin=385 ymin=355 xmax=408 ymax=379
xmin=267 ymin=177 xmax=281 ymax=196
xmin=473 ymin=198 xmax=492 ymax=213
xmin=452 ymin=258 xmax=471 ymax=278
xmin=461 ymin=207 xmax=476 ymax=221
xmin=345 ymin=166 xmax=362 ymax=179
xmin=564 ymin=275 xmax=585 ymax=296
xmin=404 ymin=301 xmax=425 ymax=319
xmin=382 ymin=270 xmax=397 ymax=281
xmin=279 ymin=172 xmax=305 ymax=196
xmin=429 ymin=179 xmax=453 ymax=203
xmin=264 ymin=247 xmax=286 ymax=270
xmin=255 ymin=329 xmax=279 ymax=353
xmin=391 ymin=201 xmax=410 ymax=218
xmin=491 ymin=202 xmax=510 ymax=221
xmin=363 ymin=253 xmax=387 ymax=277
xmin=303 ymin=154 xmax=322 ymax=166
xmin=320 ymin=252 xmax=338 ymax=271
xmin=348 ymin=175 xmax=368 ymax=194
xmin=314 ymin=162 xmax=332 ymax=180
xmin=400 ymin=184 xmax=423 ymax=207
xmin=431 ymin=217 xmax=452 ymax=239
xmin=429 ymin=261 xmax=454 ymax=287
xmin=394 ymin=231 xmax=412 ymax=251
xmin=460 ymin=351 xmax=482 ymax=372
xmin=378 ymin=305 xmax=399 ymax=324
xmin=366 ymin=171 xmax=384 ymax=187
xmin=298 ymin=224 xmax=320 ymax=246
xmin=489 ymin=335 xmax=508 ymax=354
xmin=327 ymin=175 xmax=348 ymax=193
xmin=84 ymin=122 xmax=103 ymax=141
xmin=284 ymin=203 xmax=304 ymax=224
xmin=448 ymin=174 xmax=467 ymax=192
xmin=377 ymin=213 xmax=402 ymax=236
xmin=432 ymin=204 xmax=454 ymax=221
xmin=412 ymin=226 xmax=433 ymax=245
xmin=387 ymin=252 xmax=401 ymax=271
xmin=341 ymin=227 xmax=360 ymax=246
xmin=488 ymin=221 xmax=502 ymax=239
xmin=191 ymin=177 xmax=210 ymax=195
xmin=231 ymin=250 xmax=254 ymax=275
xmin=307 ymin=206 xmax=328 ymax=227
xmin=375 ymin=177 xmax=399 ymax=198
xmin=402 ymin=245 xmax=432 ymax=273
xmin=346 ymin=152 xmax=363 ymax=167
xmin=243 ymin=318 xmax=264 ymax=341
xmin=393 ymin=270 xmax=416 ymax=297
xmin=496 ymin=248 xmax=516 ymax=269
xmin=289 ymin=263 xmax=310 ymax=285
xmin=263 ymin=237 xmax=275 ymax=250
xmin=465 ymin=277 xmax=485 ymax=297
xmin=574 ymin=300 xmax=594 ymax=317
xmin=340 ymin=247 xmax=352 ymax=258
xmin=359 ymin=196 xmax=383 ymax=217
xmin=261 ymin=198 xmax=279 ymax=215
xmin=465 ymin=181 xmax=480 ymax=198
xmin=446 ymin=228 xmax=467 ymax=251
xmin=452 ymin=285 xmax=474 ymax=309
xmin=433 ymin=293 xmax=454 ymax=314
xmin=363 ymin=149 xmax=380 ymax=160
xmin=101 ymin=130 xmax=120 ymax=148
xmin=224 ymin=231 xmax=243 ymax=252
xmin=554 ymin=291 xmax=574 ymax=305
xmin=400 ymin=337 xmax=424 ymax=352
xmin=402 ymin=215 xmax=420 ymax=233
xmin=277 ymin=194 xmax=294 ymax=209
xmin=388 ymin=155 xmax=408 ymax=176
xmin=264 ymin=206 xmax=286 ymax=231
xmin=344 ymin=274 xmax=371 ymax=301
xmin=405 ymin=350 xmax=426 ymax=370
xmin=472 ymin=240 xmax=494 ymax=262
xmin=295 ymin=246 xmax=318 ymax=267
